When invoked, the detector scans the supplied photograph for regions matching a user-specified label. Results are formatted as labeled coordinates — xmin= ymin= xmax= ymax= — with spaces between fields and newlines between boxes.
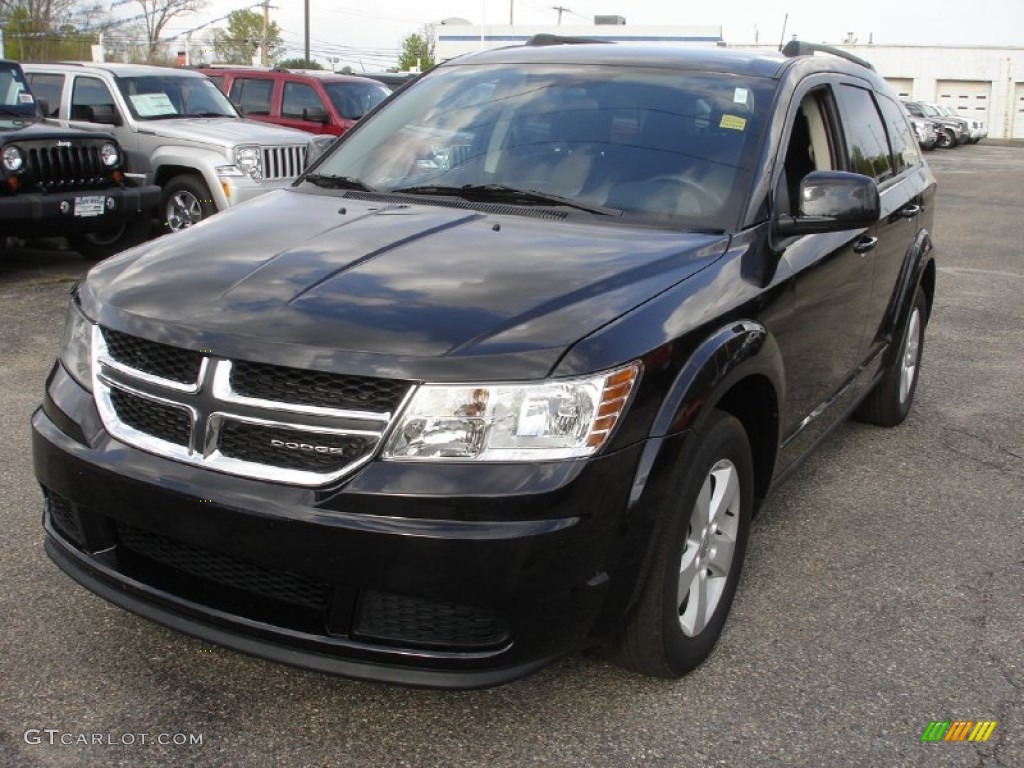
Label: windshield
xmin=324 ymin=82 xmax=390 ymax=120
xmin=115 ymin=75 xmax=238 ymax=120
xmin=312 ymin=64 xmax=773 ymax=229
xmin=921 ymin=104 xmax=941 ymax=118
xmin=0 ymin=64 xmax=37 ymax=117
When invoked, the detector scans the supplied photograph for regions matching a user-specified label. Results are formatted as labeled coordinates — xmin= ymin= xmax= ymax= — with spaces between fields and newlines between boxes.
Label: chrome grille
xmin=92 ymin=327 xmax=411 ymax=486
xmin=25 ymin=143 xmax=106 ymax=190
xmin=262 ymin=145 xmax=307 ymax=180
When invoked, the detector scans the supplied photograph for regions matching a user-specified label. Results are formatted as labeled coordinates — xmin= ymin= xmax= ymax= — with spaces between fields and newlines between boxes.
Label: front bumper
xmin=0 ymin=184 xmax=160 ymax=237
xmin=32 ymin=362 xmax=663 ymax=688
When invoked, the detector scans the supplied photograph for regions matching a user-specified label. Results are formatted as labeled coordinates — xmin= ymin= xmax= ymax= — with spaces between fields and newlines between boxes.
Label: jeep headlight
xmin=235 ymin=145 xmax=262 ymax=180
xmin=383 ymin=364 xmax=640 ymax=461
xmin=60 ymin=299 xmax=94 ymax=391
xmin=2 ymin=145 xmax=23 ymax=172
xmin=99 ymin=142 xmax=120 ymax=168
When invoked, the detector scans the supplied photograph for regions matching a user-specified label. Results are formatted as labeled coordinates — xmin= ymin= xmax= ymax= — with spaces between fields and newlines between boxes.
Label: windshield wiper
xmin=188 ymin=112 xmax=234 ymax=118
xmin=390 ymin=183 xmax=620 ymax=216
xmin=303 ymin=173 xmax=375 ymax=191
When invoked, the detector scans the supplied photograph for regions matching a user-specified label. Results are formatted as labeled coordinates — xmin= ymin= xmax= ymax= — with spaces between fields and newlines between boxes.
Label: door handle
xmin=853 ymin=236 xmax=878 ymax=254
xmin=900 ymin=204 xmax=922 ymax=218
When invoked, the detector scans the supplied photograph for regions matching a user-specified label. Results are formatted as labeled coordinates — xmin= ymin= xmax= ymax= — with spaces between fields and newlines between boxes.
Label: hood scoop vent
xmin=344 ymin=191 xmax=568 ymax=221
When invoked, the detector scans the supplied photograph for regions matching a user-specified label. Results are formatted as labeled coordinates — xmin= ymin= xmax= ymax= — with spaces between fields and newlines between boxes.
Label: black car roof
xmin=440 ymin=41 xmax=885 ymax=85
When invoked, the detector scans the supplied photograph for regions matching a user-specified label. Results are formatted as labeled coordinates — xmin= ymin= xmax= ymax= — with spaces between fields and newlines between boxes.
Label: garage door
xmin=885 ymin=78 xmax=913 ymax=100
xmin=936 ymin=79 xmax=991 ymax=126
xmin=1014 ymin=84 xmax=1024 ymax=140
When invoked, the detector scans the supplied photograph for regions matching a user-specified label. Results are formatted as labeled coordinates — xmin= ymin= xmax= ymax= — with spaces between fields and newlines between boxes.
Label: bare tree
xmin=131 ymin=0 xmax=205 ymax=62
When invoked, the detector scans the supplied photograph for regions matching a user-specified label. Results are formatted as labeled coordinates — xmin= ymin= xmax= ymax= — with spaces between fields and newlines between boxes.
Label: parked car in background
xmin=937 ymin=104 xmax=986 ymax=143
xmin=23 ymin=62 xmax=312 ymax=233
xmin=904 ymin=101 xmax=964 ymax=148
xmin=360 ymin=72 xmax=416 ymax=92
xmin=0 ymin=59 xmax=159 ymax=260
xmin=907 ymin=114 xmax=938 ymax=151
xmin=33 ymin=39 xmax=936 ymax=688
xmin=199 ymin=68 xmax=390 ymax=136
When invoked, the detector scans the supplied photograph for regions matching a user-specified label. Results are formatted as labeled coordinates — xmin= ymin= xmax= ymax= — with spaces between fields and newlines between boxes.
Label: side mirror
xmin=774 ymin=171 xmax=880 ymax=237
xmin=87 ymin=104 xmax=121 ymax=126
xmin=303 ymin=106 xmax=329 ymax=124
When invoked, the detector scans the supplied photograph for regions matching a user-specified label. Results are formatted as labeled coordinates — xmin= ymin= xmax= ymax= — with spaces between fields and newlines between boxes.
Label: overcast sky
xmin=169 ymin=0 xmax=1024 ymax=70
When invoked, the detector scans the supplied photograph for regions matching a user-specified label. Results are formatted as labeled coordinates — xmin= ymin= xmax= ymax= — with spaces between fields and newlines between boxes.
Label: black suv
xmin=0 ymin=60 xmax=159 ymax=260
xmin=33 ymin=39 xmax=936 ymax=687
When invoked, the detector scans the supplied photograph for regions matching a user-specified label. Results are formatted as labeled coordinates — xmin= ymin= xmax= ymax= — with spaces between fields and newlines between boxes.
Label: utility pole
xmin=509 ymin=0 xmax=514 ymax=25
xmin=304 ymin=0 xmax=310 ymax=65
xmin=552 ymin=5 xmax=570 ymax=25
xmin=261 ymin=0 xmax=270 ymax=66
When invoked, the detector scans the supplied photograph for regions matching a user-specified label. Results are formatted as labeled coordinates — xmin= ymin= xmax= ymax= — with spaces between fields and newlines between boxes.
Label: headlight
xmin=234 ymin=145 xmax=262 ymax=180
xmin=99 ymin=142 xmax=120 ymax=167
xmin=383 ymin=363 xmax=640 ymax=461
xmin=2 ymin=145 xmax=23 ymax=172
xmin=60 ymin=299 xmax=94 ymax=391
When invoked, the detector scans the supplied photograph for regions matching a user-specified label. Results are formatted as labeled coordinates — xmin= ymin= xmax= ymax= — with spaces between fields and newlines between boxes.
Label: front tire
xmin=937 ymin=129 xmax=956 ymax=149
xmin=855 ymin=286 xmax=927 ymax=427
xmin=614 ymin=409 xmax=753 ymax=678
xmin=160 ymin=174 xmax=217 ymax=233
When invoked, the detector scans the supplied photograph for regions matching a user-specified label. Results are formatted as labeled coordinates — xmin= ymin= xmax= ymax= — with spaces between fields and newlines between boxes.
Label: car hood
xmin=0 ymin=118 xmax=114 ymax=142
xmin=139 ymin=117 xmax=309 ymax=146
xmin=83 ymin=190 xmax=728 ymax=381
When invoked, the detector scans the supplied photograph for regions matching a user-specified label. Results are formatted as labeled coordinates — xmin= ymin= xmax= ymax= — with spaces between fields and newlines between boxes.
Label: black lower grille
xmin=116 ymin=524 xmax=330 ymax=611
xmin=102 ymin=328 xmax=203 ymax=386
xmin=109 ymin=388 xmax=192 ymax=446
xmin=218 ymin=421 xmax=370 ymax=471
xmin=46 ymin=491 xmax=84 ymax=547
xmin=355 ymin=590 xmax=510 ymax=650
xmin=230 ymin=360 xmax=408 ymax=413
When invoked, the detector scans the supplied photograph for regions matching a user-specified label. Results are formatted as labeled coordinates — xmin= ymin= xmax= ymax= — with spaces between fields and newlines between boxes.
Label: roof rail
xmin=781 ymin=40 xmax=875 ymax=71
xmin=525 ymin=34 xmax=612 ymax=47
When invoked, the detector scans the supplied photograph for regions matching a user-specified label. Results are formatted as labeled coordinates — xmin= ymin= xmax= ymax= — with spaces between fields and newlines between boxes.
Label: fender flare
xmin=591 ymin=320 xmax=785 ymax=636
xmin=879 ymin=227 xmax=935 ymax=369
xmin=150 ymin=147 xmax=230 ymax=211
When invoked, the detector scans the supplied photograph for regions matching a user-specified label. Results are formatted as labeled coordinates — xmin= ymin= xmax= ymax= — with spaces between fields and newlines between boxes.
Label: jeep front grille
xmin=92 ymin=326 xmax=412 ymax=485
xmin=25 ymin=143 xmax=106 ymax=190
xmin=262 ymin=145 xmax=307 ymax=180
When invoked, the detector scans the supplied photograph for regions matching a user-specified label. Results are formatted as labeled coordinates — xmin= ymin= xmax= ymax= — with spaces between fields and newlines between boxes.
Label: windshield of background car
xmin=314 ymin=64 xmax=774 ymax=230
xmin=324 ymin=82 xmax=390 ymax=119
xmin=115 ymin=75 xmax=237 ymax=120
xmin=0 ymin=64 xmax=37 ymax=117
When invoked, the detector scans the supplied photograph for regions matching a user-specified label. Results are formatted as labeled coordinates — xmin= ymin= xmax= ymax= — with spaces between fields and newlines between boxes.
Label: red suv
xmin=199 ymin=68 xmax=390 ymax=136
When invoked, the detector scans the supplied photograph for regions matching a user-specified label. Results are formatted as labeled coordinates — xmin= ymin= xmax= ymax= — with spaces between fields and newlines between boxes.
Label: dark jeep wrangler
xmin=33 ymin=40 xmax=936 ymax=687
xmin=0 ymin=60 xmax=159 ymax=260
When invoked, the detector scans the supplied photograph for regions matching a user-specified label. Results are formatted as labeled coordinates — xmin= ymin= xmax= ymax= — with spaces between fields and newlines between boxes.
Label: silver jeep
xmin=23 ymin=62 xmax=312 ymax=233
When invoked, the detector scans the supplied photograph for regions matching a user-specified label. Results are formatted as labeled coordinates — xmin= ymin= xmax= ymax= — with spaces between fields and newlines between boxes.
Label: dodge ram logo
xmin=270 ymin=438 xmax=343 ymax=455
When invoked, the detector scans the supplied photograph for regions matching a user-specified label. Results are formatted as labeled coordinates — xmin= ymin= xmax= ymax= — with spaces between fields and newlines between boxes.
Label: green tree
xmin=397 ymin=26 xmax=435 ymax=72
xmin=210 ymin=8 xmax=282 ymax=66
xmin=277 ymin=57 xmax=322 ymax=70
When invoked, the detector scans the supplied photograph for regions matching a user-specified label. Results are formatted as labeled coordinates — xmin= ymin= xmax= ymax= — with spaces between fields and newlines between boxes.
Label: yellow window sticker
xmin=720 ymin=114 xmax=747 ymax=131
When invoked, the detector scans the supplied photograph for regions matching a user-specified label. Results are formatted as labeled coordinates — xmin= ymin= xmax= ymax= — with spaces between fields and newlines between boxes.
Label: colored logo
xmin=921 ymin=721 xmax=997 ymax=742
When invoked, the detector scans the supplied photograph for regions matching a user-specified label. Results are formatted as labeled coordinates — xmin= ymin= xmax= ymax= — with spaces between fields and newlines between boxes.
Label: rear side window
xmin=206 ymin=75 xmax=225 ymax=93
xmin=230 ymin=78 xmax=273 ymax=115
xmin=876 ymin=93 xmax=921 ymax=174
xmin=836 ymin=85 xmax=893 ymax=182
xmin=26 ymin=73 xmax=64 ymax=117
xmin=282 ymin=82 xmax=325 ymax=119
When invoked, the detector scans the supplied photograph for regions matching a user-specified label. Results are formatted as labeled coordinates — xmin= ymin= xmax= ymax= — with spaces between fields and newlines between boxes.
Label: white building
xmin=436 ymin=20 xmax=1024 ymax=140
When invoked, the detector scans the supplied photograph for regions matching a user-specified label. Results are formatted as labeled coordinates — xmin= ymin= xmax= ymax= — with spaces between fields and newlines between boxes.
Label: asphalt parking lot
xmin=1 ymin=144 xmax=1021 ymax=768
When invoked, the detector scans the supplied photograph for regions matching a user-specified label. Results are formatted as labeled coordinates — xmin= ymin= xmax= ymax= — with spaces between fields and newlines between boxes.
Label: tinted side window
xmin=281 ymin=82 xmax=324 ymax=119
xmin=230 ymin=78 xmax=273 ymax=115
xmin=206 ymin=75 xmax=225 ymax=93
xmin=26 ymin=73 xmax=64 ymax=117
xmin=876 ymin=93 xmax=921 ymax=174
xmin=71 ymin=76 xmax=117 ymax=122
xmin=837 ymin=85 xmax=893 ymax=181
